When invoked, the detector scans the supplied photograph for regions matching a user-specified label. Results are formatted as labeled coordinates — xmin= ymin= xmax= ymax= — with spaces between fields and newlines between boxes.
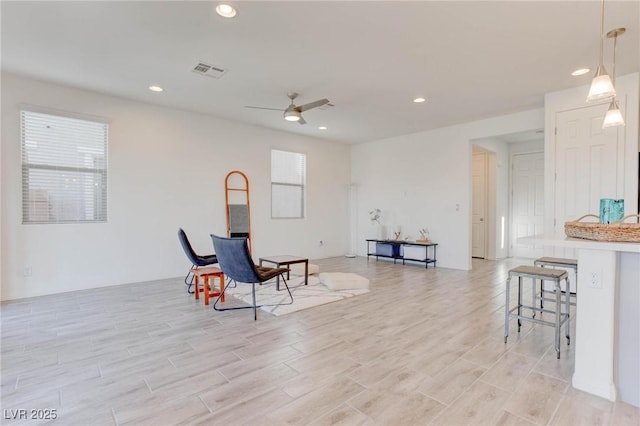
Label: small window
xmin=271 ymin=149 xmax=306 ymax=219
xmin=21 ymin=110 xmax=108 ymax=223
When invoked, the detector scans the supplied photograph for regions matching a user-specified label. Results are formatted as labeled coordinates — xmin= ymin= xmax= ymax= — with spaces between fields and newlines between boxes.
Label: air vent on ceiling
xmin=192 ymin=62 xmax=227 ymax=79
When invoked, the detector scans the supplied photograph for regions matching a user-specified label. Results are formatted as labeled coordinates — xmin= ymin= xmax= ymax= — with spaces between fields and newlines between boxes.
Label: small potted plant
xmin=369 ymin=209 xmax=387 ymax=240
xmin=369 ymin=208 xmax=381 ymax=225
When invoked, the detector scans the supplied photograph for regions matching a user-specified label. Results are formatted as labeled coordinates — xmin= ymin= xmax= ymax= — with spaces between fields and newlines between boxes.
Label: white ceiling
xmin=2 ymin=1 xmax=638 ymax=144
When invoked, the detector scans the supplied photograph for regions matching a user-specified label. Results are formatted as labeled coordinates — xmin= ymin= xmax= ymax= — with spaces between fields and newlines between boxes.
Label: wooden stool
xmin=534 ymin=257 xmax=578 ymax=311
xmin=505 ymin=265 xmax=570 ymax=359
xmin=192 ymin=267 xmax=225 ymax=306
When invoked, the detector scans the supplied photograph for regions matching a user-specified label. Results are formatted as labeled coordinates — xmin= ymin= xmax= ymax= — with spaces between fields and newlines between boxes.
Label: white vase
xmin=377 ymin=225 xmax=387 ymax=240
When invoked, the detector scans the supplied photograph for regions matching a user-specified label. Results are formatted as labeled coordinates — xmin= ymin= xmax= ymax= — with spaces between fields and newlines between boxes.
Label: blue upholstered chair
xmin=211 ymin=234 xmax=292 ymax=320
xmin=178 ymin=228 xmax=218 ymax=293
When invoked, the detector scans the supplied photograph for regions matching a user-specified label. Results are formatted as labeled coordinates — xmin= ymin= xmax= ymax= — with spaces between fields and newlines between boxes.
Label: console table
xmin=366 ymin=239 xmax=437 ymax=268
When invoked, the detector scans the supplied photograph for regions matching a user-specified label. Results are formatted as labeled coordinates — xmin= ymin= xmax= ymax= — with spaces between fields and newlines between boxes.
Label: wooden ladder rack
xmin=224 ymin=170 xmax=252 ymax=253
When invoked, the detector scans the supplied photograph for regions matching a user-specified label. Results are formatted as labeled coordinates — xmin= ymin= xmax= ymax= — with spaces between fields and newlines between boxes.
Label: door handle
xmin=480 ymin=218 xmax=484 ymax=221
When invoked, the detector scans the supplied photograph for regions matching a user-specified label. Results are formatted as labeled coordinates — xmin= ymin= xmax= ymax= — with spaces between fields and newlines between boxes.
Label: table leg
xmin=194 ymin=275 xmax=200 ymax=300
xmin=304 ymin=260 xmax=308 ymax=285
xmin=219 ymin=273 xmax=225 ymax=303
xmin=276 ymin=264 xmax=281 ymax=291
xmin=204 ymin=276 xmax=210 ymax=306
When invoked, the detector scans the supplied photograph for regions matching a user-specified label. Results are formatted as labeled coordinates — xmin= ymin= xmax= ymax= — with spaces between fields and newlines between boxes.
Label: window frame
xmin=20 ymin=108 xmax=109 ymax=224
xmin=270 ymin=149 xmax=306 ymax=219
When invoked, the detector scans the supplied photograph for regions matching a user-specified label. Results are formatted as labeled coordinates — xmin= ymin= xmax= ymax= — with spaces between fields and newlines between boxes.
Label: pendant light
xmin=602 ymin=27 xmax=625 ymax=128
xmin=586 ymin=0 xmax=616 ymax=102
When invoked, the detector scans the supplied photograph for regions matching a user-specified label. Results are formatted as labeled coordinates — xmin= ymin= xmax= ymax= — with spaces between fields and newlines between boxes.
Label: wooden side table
xmin=258 ymin=255 xmax=308 ymax=291
xmin=192 ymin=266 xmax=225 ymax=306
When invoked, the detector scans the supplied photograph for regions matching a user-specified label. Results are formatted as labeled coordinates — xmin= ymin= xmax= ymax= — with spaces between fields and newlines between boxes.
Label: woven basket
xmin=564 ymin=214 xmax=640 ymax=242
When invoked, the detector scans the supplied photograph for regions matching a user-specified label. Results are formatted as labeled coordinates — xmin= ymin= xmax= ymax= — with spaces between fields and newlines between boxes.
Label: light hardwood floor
xmin=1 ymin=257 xmax=638 ymax=425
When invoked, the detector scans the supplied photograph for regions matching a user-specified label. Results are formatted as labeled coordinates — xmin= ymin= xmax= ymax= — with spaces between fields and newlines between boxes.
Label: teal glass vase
xmin=599 ymin=199 xmax=624 ymax=224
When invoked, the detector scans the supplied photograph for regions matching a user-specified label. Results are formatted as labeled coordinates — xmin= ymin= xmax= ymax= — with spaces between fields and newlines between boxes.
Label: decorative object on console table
xmin=417 ymin=228 xmax=430 ymax=243
xmin=375 ymin=241 xmax=401 ymax=257
xmin=369 ymin=208 xmax=381 ymax=225
xmin=369 ymin=208 xmax=386 ymax=240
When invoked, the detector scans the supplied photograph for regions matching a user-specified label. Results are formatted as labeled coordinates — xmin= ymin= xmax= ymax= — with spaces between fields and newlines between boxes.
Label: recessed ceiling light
xmin=413 ymin=97 xmax=426 ymax=103
xmin=571 ymin=68 xmax=591 ymax=76
xmin=148 ymin=85 xmax=163 ymax=92
xmin=318 ymin=126 xmax=327 ymax=130
xmin=216 ymin=4 xmax=237 ymax=18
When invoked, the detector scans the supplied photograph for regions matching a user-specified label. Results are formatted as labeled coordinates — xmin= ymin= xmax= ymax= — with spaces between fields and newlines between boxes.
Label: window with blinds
xmin=21 ymin=110 xmax=108 ymax=224
xmin=271 ymin=149 xmax=306 ymax=219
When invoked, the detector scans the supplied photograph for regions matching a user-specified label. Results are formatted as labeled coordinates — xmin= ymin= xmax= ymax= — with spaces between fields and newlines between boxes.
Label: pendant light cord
xmin=611 ymin=33 xmax=617 ymax=86
xmin=598 ymin=0 xmax=605 ymax=66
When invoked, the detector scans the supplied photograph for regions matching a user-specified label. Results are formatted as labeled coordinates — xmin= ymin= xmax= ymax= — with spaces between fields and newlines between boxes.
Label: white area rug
xmin=223 ymin=275 xmax=370 ymax=316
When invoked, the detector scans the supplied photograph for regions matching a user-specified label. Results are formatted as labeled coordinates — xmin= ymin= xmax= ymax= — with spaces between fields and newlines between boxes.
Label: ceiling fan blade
xmin=244 ymin=106 xmax=284 ymax=111
xmin=298 ymin=116 xmax=307 ymax=125
xmin=297 ymin=98 xmax=329 ymax=112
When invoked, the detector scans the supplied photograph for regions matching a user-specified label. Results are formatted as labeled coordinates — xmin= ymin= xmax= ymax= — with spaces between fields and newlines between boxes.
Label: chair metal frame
xmin=504 ymin=266 xmax=571 ymax=359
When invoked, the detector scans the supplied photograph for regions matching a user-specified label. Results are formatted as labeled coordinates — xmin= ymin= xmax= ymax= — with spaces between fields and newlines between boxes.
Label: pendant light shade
xmin=586 ymin=0 xmax=616 ymax=103
xmin=601 ymin=27 xmax=625 ymax=128
xmin=586 ymin=65 xmax=616 ymax=102
xmin=602 ymin=99 xmax=625 ymax=128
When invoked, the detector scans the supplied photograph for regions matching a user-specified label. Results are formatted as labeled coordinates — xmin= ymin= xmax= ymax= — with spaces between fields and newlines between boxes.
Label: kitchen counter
xmin=520 ymin=233 xmax=640 ymax=406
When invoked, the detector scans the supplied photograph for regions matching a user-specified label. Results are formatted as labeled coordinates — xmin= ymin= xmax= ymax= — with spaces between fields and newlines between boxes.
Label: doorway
xmin=510 ymin=151 xmax=544 ymax=258
xmin=471 ymin=130 xmax=544 ymax=264
xmin=472 ymin=150 xmax=488 ymax=258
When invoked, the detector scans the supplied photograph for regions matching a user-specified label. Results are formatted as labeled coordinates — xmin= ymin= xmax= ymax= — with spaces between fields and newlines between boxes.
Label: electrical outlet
xmin=23 ymin=267 xmax=32 ymax=277
xmin=589 ymin=270 xmax=602 ymax=289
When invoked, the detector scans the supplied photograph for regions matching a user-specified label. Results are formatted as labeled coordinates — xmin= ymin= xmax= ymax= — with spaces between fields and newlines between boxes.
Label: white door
xmin=472 ymin=152 xmax=487 ymax=258
xmin=555 ymin=104 xmax=622 ymax=229
xmin=554 ymin=103 xmax=623 ymax=269
xmin=511 ymin=152 xmax=544 ymax=258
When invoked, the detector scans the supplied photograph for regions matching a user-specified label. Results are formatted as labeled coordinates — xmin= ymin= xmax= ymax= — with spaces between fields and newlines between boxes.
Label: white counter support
xmin=520 ymin=234 xmax=640 ymax=406
xmin=572 ymin=248 xmax=617 ymax=401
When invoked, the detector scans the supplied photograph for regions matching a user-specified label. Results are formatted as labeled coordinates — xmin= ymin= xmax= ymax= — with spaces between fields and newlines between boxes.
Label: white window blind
xmin=271 ymin=149 xmax=306 ymax=219
xmin=21 ymin=110 xmax=108 ymax=223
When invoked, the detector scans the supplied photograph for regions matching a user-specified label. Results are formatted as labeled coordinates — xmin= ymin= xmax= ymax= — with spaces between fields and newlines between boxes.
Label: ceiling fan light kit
xmin=284 ymin=109 xmax=301 ymax=121
xmin=246 ymin=91 xmax=330 ymax=126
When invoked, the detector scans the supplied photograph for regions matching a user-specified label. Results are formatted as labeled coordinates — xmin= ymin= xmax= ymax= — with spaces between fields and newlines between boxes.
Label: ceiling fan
xmin=245 ymin=92 xmax=331 ymax=125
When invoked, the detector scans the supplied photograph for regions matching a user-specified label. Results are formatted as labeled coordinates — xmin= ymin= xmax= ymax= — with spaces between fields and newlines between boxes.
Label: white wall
xmin=1 ymin=73 xmax=351 ymax=300
xmin=509 ymin=140 xmax=544 ymax=156
xmin=351 ymin=108 xmax=544 ymax=270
